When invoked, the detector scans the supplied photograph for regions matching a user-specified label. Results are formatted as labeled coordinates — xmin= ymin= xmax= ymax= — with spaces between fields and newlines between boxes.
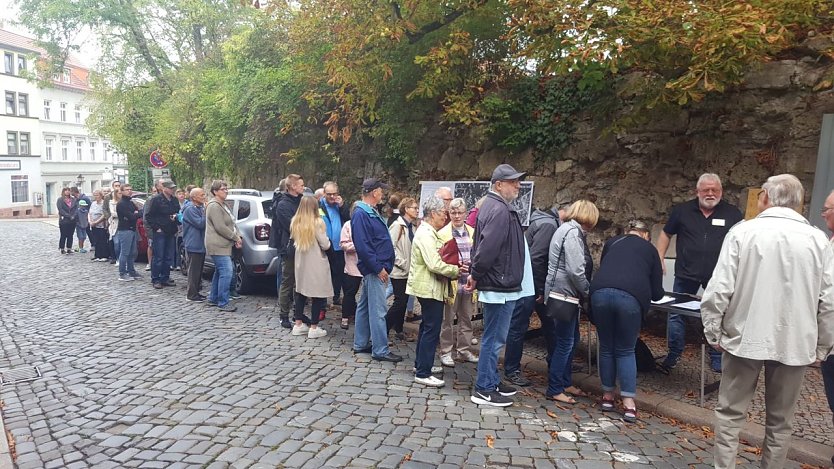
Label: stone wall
xmin=410 ymin=59 xmax=834 ymax=253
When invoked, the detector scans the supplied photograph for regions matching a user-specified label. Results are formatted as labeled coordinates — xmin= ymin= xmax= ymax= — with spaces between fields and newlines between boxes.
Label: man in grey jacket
xmin=465 ymin=163 xmax=528 ymax=407
xmin=702 ymin=174 xmax=834 ymax=469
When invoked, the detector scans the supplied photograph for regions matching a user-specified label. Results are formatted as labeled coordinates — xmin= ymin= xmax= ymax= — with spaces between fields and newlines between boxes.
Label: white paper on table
xmin=674 ymin=300 xmax=701 ymax=310
xmin=651 ymin=295 xmax=676 ymax=305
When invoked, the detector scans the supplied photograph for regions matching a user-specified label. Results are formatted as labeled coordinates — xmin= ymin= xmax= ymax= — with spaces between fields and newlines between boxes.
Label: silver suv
xmin=182 ymin=190 xmax=277 ymax=294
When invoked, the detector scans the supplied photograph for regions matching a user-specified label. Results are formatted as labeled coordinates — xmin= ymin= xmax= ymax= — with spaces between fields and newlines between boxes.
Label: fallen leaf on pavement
xmin=546 ymin=410 xmax=558 ymax=419
xmin=486 ymin=435 xmax=495 ymax=448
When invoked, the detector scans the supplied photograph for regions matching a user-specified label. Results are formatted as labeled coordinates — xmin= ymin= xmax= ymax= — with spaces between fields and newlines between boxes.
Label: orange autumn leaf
xmin=486 ymin=435 xmax=495 ymax=448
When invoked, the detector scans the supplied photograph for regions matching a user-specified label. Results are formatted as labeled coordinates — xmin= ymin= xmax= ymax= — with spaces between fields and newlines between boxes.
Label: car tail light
xmin=255 ymin=223 xmax=270 ymax=241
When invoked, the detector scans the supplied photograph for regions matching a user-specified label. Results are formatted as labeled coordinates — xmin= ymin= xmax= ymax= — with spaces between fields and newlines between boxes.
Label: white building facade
xmin=0 ymin=29 xmax=127 ymax=218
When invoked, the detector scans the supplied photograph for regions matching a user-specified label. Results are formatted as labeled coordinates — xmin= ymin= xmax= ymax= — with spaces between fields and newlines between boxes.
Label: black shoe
xmin=333 ymin=297 xmax=342 ymax=306
xmin=372 ymin=353 xmax=403 ymax=363
xmin=186 ymin=295 xmax=206 ymax=302
xmin=163 ymin=280 xmax=176 ymax=286
xmin=60 ymin=249 xmax=65 ymax=254
xmin=661 ymin=356 xmax=679 ymax=369
xmin=405 ymin=314 xmax=423 ymax=323
xmin=153 ymin=283 xmax=163 ymax=289
xmin=496 ymin=382 xmax=518 ymax=397
xmin=505 ymin=371 xmax=532 ymax=387
xmin=353 ymin=347 xmax=372 ymax=354
xmin=230 ymin=293 xmax=242 ymax=300
xmin=280 ymin=318 xmax=292 ymax=329
xmin=470 ymin=390 xmax=513 ymax=407
xmin=109 ymin=259 xmax=116 ymax=264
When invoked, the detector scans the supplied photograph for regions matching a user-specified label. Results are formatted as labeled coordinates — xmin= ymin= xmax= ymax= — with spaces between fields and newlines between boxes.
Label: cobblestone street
xmin=0 ymin=220 xmax=807 ymax=468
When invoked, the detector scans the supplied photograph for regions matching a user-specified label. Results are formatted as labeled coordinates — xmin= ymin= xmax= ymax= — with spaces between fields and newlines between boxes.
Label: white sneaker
xmin=440 ymin=353 xmax=455 ymax=367
xmin=458 ymin=350 xmax=479 ymax=363
xmin=307 ymin=327 xmax=327 ymax=339
xmin=414 ymin=376 xmax=445 ymax=387
xmin=412 ymin=366 xmax=444 ymax=374
xmin=291 ymin=324 xmax=310 ymax=336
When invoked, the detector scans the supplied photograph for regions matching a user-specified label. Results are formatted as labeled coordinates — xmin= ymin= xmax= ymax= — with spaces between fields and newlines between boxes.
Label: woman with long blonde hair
xmin=290 ymin=195 xmax=333 ymax=338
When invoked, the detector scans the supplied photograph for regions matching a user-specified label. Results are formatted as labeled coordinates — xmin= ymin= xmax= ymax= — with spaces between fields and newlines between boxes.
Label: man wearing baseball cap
xmin=465 ymin=163 xmax=529 ymax=406
xmin=352 ymin=178 xmax=402 ymax=362
xmin=145 ymin=178 xmax=181 ymax=289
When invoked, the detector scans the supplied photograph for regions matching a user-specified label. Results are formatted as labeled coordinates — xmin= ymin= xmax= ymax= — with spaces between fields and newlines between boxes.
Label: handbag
xmin=545 ymin=292 xmax=579 ymax=322
xmin=438 ymin=237 xmax=460 ymax=265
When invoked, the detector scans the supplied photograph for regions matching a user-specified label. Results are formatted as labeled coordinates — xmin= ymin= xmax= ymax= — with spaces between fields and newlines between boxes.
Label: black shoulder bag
xmin=544 ymin=228 xmax=580 ymax=322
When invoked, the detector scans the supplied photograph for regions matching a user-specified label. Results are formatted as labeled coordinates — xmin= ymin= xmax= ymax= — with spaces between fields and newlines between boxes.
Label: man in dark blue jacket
xmin=145 ymin=178 xmax=181 ymax=289
xmin=465 ymin=164 xmax=527 ymax=407
xmin=275 ymin=175 xmax=304 ymax=329
xmin=352 ymin=178 xmax=401 ymax=362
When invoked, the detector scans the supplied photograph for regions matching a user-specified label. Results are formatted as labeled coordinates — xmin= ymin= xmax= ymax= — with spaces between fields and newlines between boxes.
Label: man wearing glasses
xmin=465 ymin=164 xmax=530 ymax=407
xmin=319 ymin=181 xmax=350 ymax=306
xmin=656 ymin=173 xmax=742 ymax=372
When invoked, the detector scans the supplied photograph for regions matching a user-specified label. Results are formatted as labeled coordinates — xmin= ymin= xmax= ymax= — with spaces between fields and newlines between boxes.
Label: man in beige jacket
xmin=701 ymin=174 xmax=834 ymax=469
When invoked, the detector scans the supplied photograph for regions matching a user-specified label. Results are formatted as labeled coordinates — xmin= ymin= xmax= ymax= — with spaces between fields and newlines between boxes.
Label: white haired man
xmin=702 ymin=174 xmax=834 ymax=468
xmin=656 ymin=173 xmax=743 ymax=372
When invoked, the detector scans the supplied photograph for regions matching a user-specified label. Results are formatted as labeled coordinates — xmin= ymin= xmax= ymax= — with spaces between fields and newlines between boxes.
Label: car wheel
xmin=234 ymin=257 xmax=255 ymax=295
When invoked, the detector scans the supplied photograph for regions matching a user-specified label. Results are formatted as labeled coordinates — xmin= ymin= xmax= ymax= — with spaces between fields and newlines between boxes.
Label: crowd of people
xmin=53 ymin=165 xmax=834 ymax=468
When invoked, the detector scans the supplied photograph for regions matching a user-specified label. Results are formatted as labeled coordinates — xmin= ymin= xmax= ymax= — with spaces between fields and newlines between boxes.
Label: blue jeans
xmin=822 ymin=356 xmax=834 ymax=415
xmin=475 ymin=300 xmax=515 ymax=392
xmin=667 ymin=277 xmax=721 ymax=363
xmin=116 ymin=230 xmax=138 ymax=275
xmin=209 ymin=255 xmax=233 ymax=307
xmin=592 ymin=288 xmax=642 ymax=397
xmin=354 ymin=273 xmax=390 ymax=357
xmin=546 ymin=309 xmax=579 ymax=396
xmin=151 ymin=231 xmax=176 ymax=284
xmin=414 ymin=298 xmax=444 ymax=378
xmin=504 ymin=295 xmax=535 ymax=376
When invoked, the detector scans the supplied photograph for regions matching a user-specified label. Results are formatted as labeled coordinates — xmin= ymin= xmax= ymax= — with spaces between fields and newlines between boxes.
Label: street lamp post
xmin=76 ymin=174 xmax=85 ymax=190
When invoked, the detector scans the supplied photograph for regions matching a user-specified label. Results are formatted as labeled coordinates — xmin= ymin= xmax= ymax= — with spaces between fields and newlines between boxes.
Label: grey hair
xmin=697 ymin=173 xmax=722 ymax=189
xmin=626 ymin=220 xmax=650 ymax=233
xmin=449 ymin=197 xmax=467 ymax=211
xmin=210 ymin=179 xmax=227 ymax=196
xmin=422 ymin=196 xmax=446 ymax=219
xmin=277 ymin=178 xmax=287 ymax=192
xmin=762 ymin=174 xmax=803 ymax=209
xmin=434 ymin=186 xmax=453 ymax=197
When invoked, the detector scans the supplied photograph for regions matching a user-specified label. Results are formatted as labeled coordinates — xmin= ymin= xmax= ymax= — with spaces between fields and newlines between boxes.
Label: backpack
xmin=635 ymin=338 xmax=670 ymax=374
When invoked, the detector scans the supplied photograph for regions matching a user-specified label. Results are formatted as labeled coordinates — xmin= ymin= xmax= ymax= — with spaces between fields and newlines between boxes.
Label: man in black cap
xmin=465 ymin=163 xmax=528 ymax=406
xmin=145 ymin=177 xmax=180 ymax=289
xmin=352 ymin=178 xmax=402 ymax=362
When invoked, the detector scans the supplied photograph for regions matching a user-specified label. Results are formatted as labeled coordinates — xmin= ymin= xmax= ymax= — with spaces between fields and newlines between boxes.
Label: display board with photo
xmin=418 ymin=181 xmax=535 ymax=225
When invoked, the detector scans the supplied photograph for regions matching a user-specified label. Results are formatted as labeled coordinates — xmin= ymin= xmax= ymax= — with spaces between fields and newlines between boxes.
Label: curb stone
xmin=520 ymin=355 xmax=832 ymax=468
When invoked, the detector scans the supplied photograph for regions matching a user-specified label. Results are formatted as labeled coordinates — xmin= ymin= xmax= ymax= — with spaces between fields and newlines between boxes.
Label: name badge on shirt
xmin=712 ymin=219 xmax=726 ymax=227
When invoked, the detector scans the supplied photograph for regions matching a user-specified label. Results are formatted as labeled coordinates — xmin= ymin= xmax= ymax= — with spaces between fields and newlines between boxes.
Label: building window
xmin=43 ymin=100 xmax=51 ymax=120
xmin=104 ymin=146 xmax=110 ymax=162
xmin=5 ymin=91 xmax=15 ymax=115
xmin=76 ymin=140 xmax=83 ymax=160
xmin=7 ymin=132 xmax=18 ymax=155
xmin=19 ymin=133 xmax=29 ymax=155
xmin=17 ymin=56 xmax=26 ymax=74
xmin=60 ymin=102 xmax=66 ymax=122
xmin=61 ymin=139 xmax=69 ymax=160
xmin=3 ymin=53 xmax=12 ymax=74
xmin=89 ymin=141 xmax=96 ymax=161
xmin=18 ymin=93 xmax=27 ymax=117
xmin=45 ymin=139 xmax=53 ymax=160
xmin=74 ymin=104 xmax=81 ymax=124
xmin=11 ymin=175 xmax=28 ymax=203
xmin=63 ymin=68 xmax=70 ymax=83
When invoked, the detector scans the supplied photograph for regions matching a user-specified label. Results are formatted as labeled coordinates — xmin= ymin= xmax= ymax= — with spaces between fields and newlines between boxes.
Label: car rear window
xmin=262 ymin=200 xmax=273 ymax=219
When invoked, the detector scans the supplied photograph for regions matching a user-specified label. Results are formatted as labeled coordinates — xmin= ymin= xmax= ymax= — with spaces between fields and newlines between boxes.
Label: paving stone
xmin=0 ymin=220 xmax=813 ymax=469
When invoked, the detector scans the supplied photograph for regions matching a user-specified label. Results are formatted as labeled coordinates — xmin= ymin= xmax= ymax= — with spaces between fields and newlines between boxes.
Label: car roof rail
xmin=227 ymin=189 xmax=262 ymax=197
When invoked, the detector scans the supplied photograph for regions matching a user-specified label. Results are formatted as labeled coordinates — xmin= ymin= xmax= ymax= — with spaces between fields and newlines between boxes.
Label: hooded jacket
xmin=469 ymin=191 xmax=525 ymax=292
xmin=525 ymin=208 xmax=561 ymax=297
xmin=271 ymin=191 xmax=302 ymax=257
